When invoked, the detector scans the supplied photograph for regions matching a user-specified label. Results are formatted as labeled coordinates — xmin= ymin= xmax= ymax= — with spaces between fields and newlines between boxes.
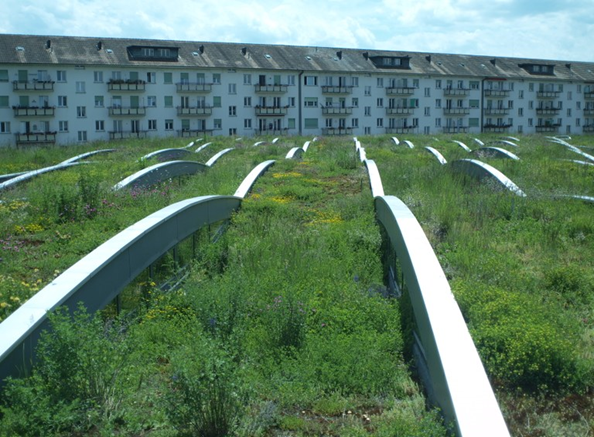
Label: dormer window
xmin=127 ymin=45 xmax=179 ymax=62
xmin=369 ymin=55 xmax=411 ymax=70
xmin=519 ymin=63 xmax=555 ymax=76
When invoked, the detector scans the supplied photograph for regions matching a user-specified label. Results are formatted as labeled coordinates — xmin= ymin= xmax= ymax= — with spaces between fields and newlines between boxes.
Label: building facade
xmin=1 ymin=34 xmax=594 ymax=147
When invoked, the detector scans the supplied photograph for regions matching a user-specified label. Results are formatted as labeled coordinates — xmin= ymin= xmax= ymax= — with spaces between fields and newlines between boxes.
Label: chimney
xmin=96 ymin=41 xmax=103 ymax=51
xmin=241 ymin=47 xmax=247 ymax=56
xmin=336 ymin=50 xmax=342 ymax=60
xmin=45 ymin=39 xmax=51 ymax=50
xmin=490 ymin=58 xmax=497 ymax=66
xmin=199 ymin=45 xmax=204 ymax=54
xmin=425 ymin=55 xmax=432 ymax=63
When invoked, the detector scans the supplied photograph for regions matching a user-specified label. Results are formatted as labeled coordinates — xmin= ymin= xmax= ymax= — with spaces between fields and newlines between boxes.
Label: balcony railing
xmin=176 ymin=106 xmax=213 ymax=116
xmin=321 ymin=127 xmax=353 ymax=135
xmin=322 ymin=106 xmax=353 ymax=115
xmin=255 ymin=106 xmax=288 ymax=116
xmin=109 ymin=130 xmax=148 ymax=140
xmin=585 ymin=91 xmax=594 ymax=100
xmin=442 ymin=126 xmax=469 ymax=133
xmin=536 ymin=91 xmax=560 ymax=98
xmin=176 ymin=82 xmax=213 ymax=93
xmin=108 ymin=106 xmax=147 ymax=116
xmin=535 ymin=124 xmax=561 ymax=132
xmin=484 ymin=89 xmax=510 ymax=97
xmin=255 ymin=128 xmax=289 ymax=135
xmin=385 ymin=126 xmax=417 ymax=134
xmin=583 ymin=125 xmax=594 ymax=133
xmin=443 ymin=88 xmax=470 ymax=96
xmin=483 ymin=124 xmax=512 ymax=133
xmin=536 ymin=108 xmax=561 ymax=115
xmin=443 ymin=107 xmax=470 ymax=115
xmin=583 ymin=109 xmax=594 ymax=116
xmin=107 ymin=80 xmax=146 ymax=92
xmin=178 ymin=129 xmax=214 ymax=137
xmin=13 ymin=106 xmax=55 ymax=117
xmin=321 ymin=86 xmax=353 ymax=94
xmin=385 ymin=87 xmax=417 ymax=96
xmin=13 ymin=80 xmax=55 ymax=91
xmin=15 ymin=132 xmax=57 ymax=146
xmin=386 ymin=107 xmax=416 ymax=115
xmin=484 ymin=108 xmax=509 ymax=115
xmin=254 ymin=84 xmax=288 ymax=93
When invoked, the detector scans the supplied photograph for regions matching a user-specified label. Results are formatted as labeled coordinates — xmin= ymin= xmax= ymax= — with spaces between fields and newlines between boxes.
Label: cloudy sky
xmin=1 ymin=0 xmax=593 ymax=62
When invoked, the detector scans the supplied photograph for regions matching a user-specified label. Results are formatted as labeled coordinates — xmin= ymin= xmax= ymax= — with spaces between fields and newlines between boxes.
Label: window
xmin=376 ymin=118 xmax=383 ymax=127
xmin=529 ymin=83 xmax=534 ymax=92
xmin=364 ymin=86 xmax=371 ymax=96
xmin=243 ymin=74 xmax=252 ymax=85
xmin=304 ymin=118 xmax=318 ymax=129
xmin=377 ymin=78 xmax=384 ymax=88
xmin=244 ymin=96 xmax=252 ymax=107
xmin=470 ymin=81 xmax=480 ymax=90
xmin=469 ymin=99 xmax=479 ymax=108
xmin=57 ymin=71 xmax=67 ymax=82
xmin=577 ymin=101 xmax=581 ymax=109
xmin=518 ymin=108 xmax=524 ymax=116
xmin=146 ymin=72 xmax=156 ymax=83
xmin=0 ymin=122 xmax=10 ymax=133
xmin=377 ymin=98 xmax=384 ymax=107
xmin=59 ymin=121 xmax=68 ymax=132
xmin=435 ymin=99 xmax=441 ymax=108
xmin=229 ymin=128 xmax=237 ymax=136
xmin=289 ymin=97 xmax=295 ymax=107
xmin=147 ymin=96 xmax=156 ymax=107
xmin=424 ymin=107 xmax=430 ymax=116
xmin=528 ymin=118 xmax=533 ymax=126
xmin=424 ymin=87 xmax=430 ymax=97
xmin=164 ymin=96 xmax=173 ymax=107
xmin=76 ymin=81 xmax=86 ymax=93
xmin=576 ymin=118 xmax=581 ymax=127
xmin=435 ymin=80 xmax=442 ymax=89
xmin=435 ymin=118 xmax=441 ymax=127
xmin=94 ymin=95 xmax=104 ymax=107
xmin=352 ymin=118 xmax=359 ymax=128
xmin=529 ymin=101 xmax=534 ymax=109
xmin=164 ymin=72 xmax=172 ymax=84
xmin=229 ymin=106 xmax=236 ymax=116
xmin=519 ymin=90 xmax=524 ymax=99
xmin=112 ymin=71 xmax=122 ymax=81
xmin=76 ymin=106 xmax=86 ymax=117
xmin=288 ymin=118 xmax=296 ymax=129
xmin=0 ymin=70 xmax=8 ymax=82
xmin=364 ymin=127 xmax=371 ymax=134
xmin=350 ymin=97 xmax=357 ymax=107
xmin=77 ymin=131 xmax=87 ymax=142
xmin=165 ymin=119 xmax=174 ymax=130
xmin=567 ymin=108 xmax=572 ymax=117
xmin=287 ymin=75 xmax=295 ymax=86
xmin=244 ymin=118 xmax=252 ymax=128
xmin=212 ymin=73 xmax=221 ymax=84
xmin=469 ymin=118 xmax=479 ymax=127
xmin=213 ymin=96 xmax=221 ymax=107
xmin=0 ymin=96 xmax=8 ymax=107
xmin=148 ymin=119 xmax=157 ymax=130
xmin=229 ymin=83 xmax=236 ymax=94
xmin=95 ymin=120 xmax=105 ymax=131
xmin=352 ymin=77 xmax=359 ymax=87
xmin=214 ymin=119 xmax=222 ymax=129
xmin=364 ymin=106 xmax=371 ymax=116
xmin=567 ymin=91 xmax=572 ymax=101
xmin=94 ymin=71 xmax=103 ymax=82
xmin=304 ymin=97 xmax=318 ymax=107
xmin=304 ymin=76 xmax=318 ymax=86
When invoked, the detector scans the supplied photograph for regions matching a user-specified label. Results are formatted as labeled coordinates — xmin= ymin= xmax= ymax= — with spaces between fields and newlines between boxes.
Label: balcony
xmin=321 ymin=86 xmax=353 ymax=94
xmin=109 ymin=130 xmax=148 ymax=140
xmin=321 ymin=127 xmax=353 ymax=135
xmin=13 ymin=80 xmax=55 ymax=91
xmin=536 ymin=90 xmax=560 ymax=99
xmin=385 ymin=87 xmax=417 ymax=96
xmin=483 ymin=107 xmax=509 ymax=115
xmin=13 ymin=106 xmax=55 ymax=117
xmin=176 ymin=82 xmax=213 ymax=93
xmin=255 ymin=106 xmax=288 ymax=116
xmin=583 ymin=125 xmax=594 ymax=133
xmin=256 ymin=128 xmax=289 ymax=135
xmin=535 ymin=123 xmax=561 ymax=133
xmin=386 ymin=107 xmax=416 ymax=115
xmin=385 ymin=126 xmax=417 ymax=134
xmin=536 ymin=107 xmax=561 ymax=115
xmin=443 ymin=88 xmax=470 ymax=96
xmin=442 ymin=126 xmax=469 ymax=133
xmin=484 ymin=89 xmax=510 ymax=97
xmin=483 ymin=124 xmax=512 ymax=133
xmin=322 ymin=106 xmax=353 ymax=115
xmin=585 ymin=91 xmax=594 ymax=100
xmin=176 ymin=106 xmax=213 ymax=116
xmin=15 ymin=132 xmax=57 ymax=146
xmin=107 ymin=80 xmax=146 ymax=92
xmin=583 ymin=109 xmax=594 ymax=116
xmin=108 ymin=106 xmax=147 ymax=116
xmin=178 ymin=129 xmax=214 ymax=138
xmin=254 ymin=84 xmax=288 ymax=93
xmin=443 ymin=107 xmax=470 ymax=115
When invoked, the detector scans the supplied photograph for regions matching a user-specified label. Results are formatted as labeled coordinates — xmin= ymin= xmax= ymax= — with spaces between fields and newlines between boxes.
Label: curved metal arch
xmin=60 ymin=149 xmax=116 ymax=164
xmin=205 ymin=148 xmax=234 ymax=167
xmin=112 ymin=160 xmax=208 ymax=191
xmin=195 ymin=142 xmax=212 ymax=153
xmin=0 ymin=162 xmax=86 ymax=191
xmin=473 ymin=147 xmax=520 ymax=160
xmin=450 ymin=159 xmax=526 ymax=197
xmin=424 ymin=146 xmax=448 ymax=165
xmin=452 ymin=140 xmax=472 ymax=152
xmin=364 ymin=159 xmax=384 ymax=197
xmin=374 ymin=195 xmax=509 ymax=436
xmin=141 ymin=148 xmax=192 ymax=161
xmin=285 ymin=147 xmax=304 ymax=159
xmin=234 ymin=160 xmax=275 ymax=198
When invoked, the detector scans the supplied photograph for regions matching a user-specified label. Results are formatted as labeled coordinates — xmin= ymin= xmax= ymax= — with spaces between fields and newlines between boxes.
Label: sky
xmin=1 ymin=0 xmax=593 ymax=62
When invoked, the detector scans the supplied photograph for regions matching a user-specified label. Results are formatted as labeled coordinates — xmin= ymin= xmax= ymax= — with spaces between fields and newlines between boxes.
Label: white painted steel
xmin=451 ymin=159 xmax=526 ymax=197
xmin=403 ymin=140 xmax=415 ymax=149
xmin=234 ymin=160 xmax=275 ymax=198
xmin=474 ymin=147 xmax=520 ymax=160
xmin=364 ymin=159 xmax=384 ymax=197
xmin=391 ymin=136 xmax=400 ymax=145
xmin=205 ymin=148 xmax=234 ymax=167
xmin=195 ymin=142 xmax=213 ymax=153
xmin=285 ymin=147 xmax=304 ymax=159
xmin=112 ymin=160 xmax=207 ymax=191
xmin=141 ymin=148 xmax=191 ymax=161
xmin=0 ymin=162 xmax=85 ymax=191
xmin=452 ymin=140 xmax=472 ymax=152
xmin=424 ymin=146 xmax=448 ymax=165
xmin=374 ymin=195 xmax=510 ymax=436
xmin=59 ymin=149 xmax=116 ymax=164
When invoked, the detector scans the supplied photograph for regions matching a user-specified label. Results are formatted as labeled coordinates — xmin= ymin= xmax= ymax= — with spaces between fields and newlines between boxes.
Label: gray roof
xmin=2 ymin=33 xmax=594 ymax=81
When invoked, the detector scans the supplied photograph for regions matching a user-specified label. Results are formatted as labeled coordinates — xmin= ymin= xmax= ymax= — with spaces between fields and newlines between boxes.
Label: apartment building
xmin=1 ymin=34 xmax=594 ymax=147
